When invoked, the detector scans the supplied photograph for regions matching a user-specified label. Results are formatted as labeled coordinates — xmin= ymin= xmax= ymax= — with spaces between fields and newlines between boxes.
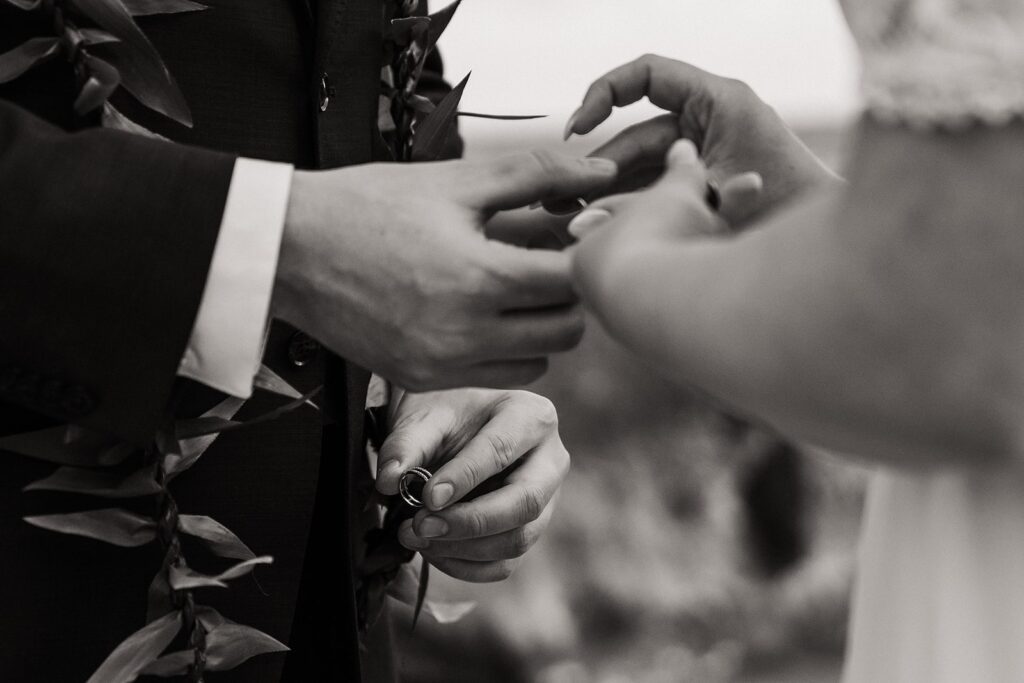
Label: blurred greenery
xmin=395 ymin=127 xmax=868 ymax=683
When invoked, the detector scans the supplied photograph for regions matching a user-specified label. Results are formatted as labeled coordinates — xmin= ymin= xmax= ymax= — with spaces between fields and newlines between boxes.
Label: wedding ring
xmin=399 ymin=467 xmax=432 ymax=508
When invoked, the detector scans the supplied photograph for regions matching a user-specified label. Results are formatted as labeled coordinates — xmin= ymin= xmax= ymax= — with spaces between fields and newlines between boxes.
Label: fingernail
xmin=568 ymin=208 xmax=613 ymax=239
xmin=585 ymin=157 xmax=618 ymax=175
xmin=430 ymin=482 xmax=455 ymax=509
xmin=379 ymin=460 xmax=402 ymax=480
xmin=563 ymin=111 xmax=579 ymax=141
xmin=418 ymin=516 xmax=449 ymax=539
xmin=670 ymin=139 xmax=698 ymax=164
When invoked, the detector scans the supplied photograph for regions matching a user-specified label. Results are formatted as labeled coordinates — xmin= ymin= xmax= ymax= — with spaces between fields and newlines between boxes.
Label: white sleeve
xmin=178 ymin=158 xmax=293 ymax=398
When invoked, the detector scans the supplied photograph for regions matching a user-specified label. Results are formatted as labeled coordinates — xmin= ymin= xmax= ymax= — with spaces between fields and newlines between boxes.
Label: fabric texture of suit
xmin=0 ymin=1 xmax=455 ymax=680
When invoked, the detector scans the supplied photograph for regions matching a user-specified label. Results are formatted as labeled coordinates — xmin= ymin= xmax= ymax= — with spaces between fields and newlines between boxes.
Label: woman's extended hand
xmin=566 ymin=54 xmax=839 ymax=226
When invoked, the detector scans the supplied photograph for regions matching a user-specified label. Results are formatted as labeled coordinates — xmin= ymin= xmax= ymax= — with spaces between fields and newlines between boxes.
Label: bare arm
xmin=574 ymin=121 xmax=1024 ymax=468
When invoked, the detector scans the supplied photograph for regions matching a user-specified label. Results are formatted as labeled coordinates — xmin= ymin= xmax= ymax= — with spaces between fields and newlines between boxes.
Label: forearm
xmin=584 ymin=123 xmax=1024 ymax=467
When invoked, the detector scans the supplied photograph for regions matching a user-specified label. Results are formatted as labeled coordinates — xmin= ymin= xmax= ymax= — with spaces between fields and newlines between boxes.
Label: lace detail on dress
xmin=840 ymin=0 xmax=1024 ymax=128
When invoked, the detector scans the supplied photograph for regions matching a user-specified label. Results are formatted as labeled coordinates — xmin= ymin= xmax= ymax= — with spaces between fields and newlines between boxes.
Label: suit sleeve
xmin=0 ymin=100 xmax=236 ymax=444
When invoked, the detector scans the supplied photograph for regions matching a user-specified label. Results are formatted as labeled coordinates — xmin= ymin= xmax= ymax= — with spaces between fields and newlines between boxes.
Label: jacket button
xmin=288 ymin=332 xmax=320 ymax=368
xmin=318 ymin=72 xmax=334 ymax=112
xmin=61 ymin=385 xmax=97 ymax=418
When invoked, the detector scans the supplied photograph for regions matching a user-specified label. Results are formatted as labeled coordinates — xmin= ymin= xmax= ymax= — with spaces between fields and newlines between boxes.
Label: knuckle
xmin=520 ymin=485 xmax=547 ymax=523
xmin=528 ymin=393 xmax=559 ymax=429
xmin=509 ymin=527 xmax=535 ymax=558
xmin=465 ymin=508 xmax=490 ymax=538
xmin=486 ymin=431 xmax=519 ymax=471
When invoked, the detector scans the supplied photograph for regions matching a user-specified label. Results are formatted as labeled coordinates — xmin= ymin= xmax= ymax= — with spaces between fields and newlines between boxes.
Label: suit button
xmin=318 ymin=72 xmax=334 ymax=112
xmin=288 ymin=332 xmax=320 ymax=368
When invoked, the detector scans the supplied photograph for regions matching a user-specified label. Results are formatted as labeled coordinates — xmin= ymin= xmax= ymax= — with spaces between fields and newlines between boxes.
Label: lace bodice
xmin=840 ymin=0 xmax=1024 ymax=128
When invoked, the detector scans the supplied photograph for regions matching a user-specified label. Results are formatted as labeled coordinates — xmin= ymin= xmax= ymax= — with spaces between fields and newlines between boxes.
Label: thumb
xmin=376 ymin=415 xmax=448 ymax=496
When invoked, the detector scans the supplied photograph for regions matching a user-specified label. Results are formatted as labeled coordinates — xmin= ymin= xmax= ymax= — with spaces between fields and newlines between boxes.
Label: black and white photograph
xmin=2 ymin=0 xmax=1022 ymax=681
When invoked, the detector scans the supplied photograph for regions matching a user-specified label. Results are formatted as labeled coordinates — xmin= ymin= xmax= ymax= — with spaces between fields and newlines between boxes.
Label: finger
xmin=587 ymin=114 xmax=681 ymax=177
xmin=423 ymin=557 xmax=520 ymax=584
xmin=413 ymin=439 xmax=568 ymax=539
xmin=462 ymin=151 xmax=618 ymax=212
xmin=407 ymin=507 xmax=553 ymax=561
xmin=718 ymin=172 xmax=764 ymax=226
xmin=485 ymin=208 xmax=574 ymax=249
xmin=484 ymin=244 xmax=578 ymax=309
xmin=567 ymin=195 xmax=631 ymax=241
xmin=568 ymin=55 xmax=712 ymax=137
xmin=657 ymin=139 xmax=709 ymax=194
xmin=419 ymin=393 xmax=554 ymax=510
xmin=376 ymin=404 xmax=453 ymax=495
xmin=478 ymin=306 xmax=585 ymax=361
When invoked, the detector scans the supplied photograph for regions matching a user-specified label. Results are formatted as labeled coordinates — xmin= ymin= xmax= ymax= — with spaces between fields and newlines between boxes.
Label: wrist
xmin=271 ymin=169 xmax=318 ymax=326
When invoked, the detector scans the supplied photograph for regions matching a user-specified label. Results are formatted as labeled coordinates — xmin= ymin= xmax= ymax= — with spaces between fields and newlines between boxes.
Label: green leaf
xmin=410 ymin=72 xmax=468 ymax=162
xmin=178 ymin=514 xmax=255 ymax=560
xmin=175 ymin=386 xmax=321 ymax=440
xmin=0 ymin=37 xmax=61 ymax=84
xmin=24 ymin=462 xmax=159 ymax=498
xmin=101 ymin=102 xmax=170 ymax=140
xmin=204 ymin=622 xmax=289 ymax=670
xmin=413 ymin=558 xmax=429 ymax=628
xmin=168 ymin=556 xmax=273 ymax=590
xmin=122 ymin=0 xmax=207 ymax=15
xmin=387 ymin=16 xmax=430 ymax=47
xmin=457 ymin=111 xmax=547 ymax=120
xmin=253 ymin=364 xmax=306 ymax=402
xmin=3 ymin=0 xmax=41 ymax=10
xmin=75 ymin=54 xmax=122 ymax=115
xmin=426 ymin=0 xmax=462 ymax=52
xmin=146 ymin=547 xmax=175 ymax=624
xmin=24 ymin=508 xmax=156 ymax=547
xmin=86 ymin=610 xmax=182 ymax=683
xmin=75 ymin=28 xmax=121 ymax=47
xmin=0 ymin=425 xmax=115 ymax=466
xmin=68 ymin=0 xmax=193 ymax=126
xmin=162 ymin=396 xmax=245 ymax=478
xmin=141 ymin=614 xmax=287 ymax=676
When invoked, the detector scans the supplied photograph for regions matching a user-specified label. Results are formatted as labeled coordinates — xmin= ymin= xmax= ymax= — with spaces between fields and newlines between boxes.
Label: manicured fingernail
xmin=563 ymin=111 xmax=579 ymax=141
xmin=430 ymin=482 xmax=455 ymax=509
xmin=568 ymin=208 xmax=613 ymax=239
xmin=379 ymin=460 xmax=401 ymax=480
xmin=670 ymin=139 xmax=698 ymax=164
xmin=418 ymin=516 xmax=449 ymax=539
xmin=585 ymin=157 xmax=618 ymax=174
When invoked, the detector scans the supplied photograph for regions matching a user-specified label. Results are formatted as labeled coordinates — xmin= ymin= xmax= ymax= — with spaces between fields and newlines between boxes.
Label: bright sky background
xmin=440 ymin=0 xmax=861 ymax=143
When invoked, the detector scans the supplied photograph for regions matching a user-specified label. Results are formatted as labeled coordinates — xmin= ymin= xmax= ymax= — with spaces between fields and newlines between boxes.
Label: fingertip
xmin=667 ymin=139 xmax=699 ymax=166
xmin=562 ymin=110 xmax=579 ymax=141
xmin=568 ymin=208 xmax=613 ymax=240
xmin=375 ymin=460 xmax=403 ymax=495
xmin=426 ymin=481 xmax=456 ymax=511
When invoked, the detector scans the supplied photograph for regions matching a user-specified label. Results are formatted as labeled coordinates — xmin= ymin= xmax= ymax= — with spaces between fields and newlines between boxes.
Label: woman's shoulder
xmin=840 ymin=0 xmax=1024 ymax=129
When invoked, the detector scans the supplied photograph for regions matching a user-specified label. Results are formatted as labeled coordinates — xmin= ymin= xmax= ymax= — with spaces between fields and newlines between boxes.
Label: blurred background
xmin=398 ymin=2 xmax=868 ymax=681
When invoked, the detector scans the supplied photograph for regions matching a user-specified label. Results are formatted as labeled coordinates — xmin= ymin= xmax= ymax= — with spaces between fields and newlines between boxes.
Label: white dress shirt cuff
xmin=178 ymin=158 xmax=293 ymax=398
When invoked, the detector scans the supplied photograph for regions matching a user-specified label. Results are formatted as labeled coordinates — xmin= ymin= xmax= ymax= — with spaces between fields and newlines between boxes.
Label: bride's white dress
xmin=839 ymin=2 xmax=1024 ymax=681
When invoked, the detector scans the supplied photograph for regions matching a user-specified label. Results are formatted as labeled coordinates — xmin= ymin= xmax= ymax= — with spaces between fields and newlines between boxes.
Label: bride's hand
xmin=565 ymin=54 xmax=839 ymax=226
xmin=569 ymin=140 xmax=720 ymax=323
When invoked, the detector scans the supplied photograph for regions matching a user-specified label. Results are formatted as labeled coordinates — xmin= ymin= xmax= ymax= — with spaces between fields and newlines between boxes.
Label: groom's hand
xmin=565 ymin=54 xmax=839 ymax=226
xmin=375 ymin=388 xmax=569 ymax=582
xmin=272 ymin=153 xmax=617 ymax=390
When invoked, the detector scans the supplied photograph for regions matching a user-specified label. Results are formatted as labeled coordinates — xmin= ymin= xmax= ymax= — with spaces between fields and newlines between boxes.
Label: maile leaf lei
xmin=0 ymin=0 xmax=204 ymax=137
xmin=1 ymin=366 xmax=313 ymax=682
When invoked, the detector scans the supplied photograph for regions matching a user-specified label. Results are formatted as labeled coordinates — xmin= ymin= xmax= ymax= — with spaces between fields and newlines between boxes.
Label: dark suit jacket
xmin=0 ymin=1 xmax=454 ymax=680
